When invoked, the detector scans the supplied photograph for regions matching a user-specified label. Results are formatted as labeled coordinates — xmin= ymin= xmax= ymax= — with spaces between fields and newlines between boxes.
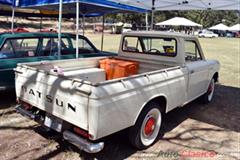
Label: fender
xmin=133 ymin=94 xmax=168 ymax=124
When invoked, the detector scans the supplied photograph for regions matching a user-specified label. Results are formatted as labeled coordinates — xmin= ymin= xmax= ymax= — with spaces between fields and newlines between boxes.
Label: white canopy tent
xmin=109 ymin=0 xmax=240 ymax=29
xmin=209 ymin=23 xmax=230 ymax=31
xmin=109 ymin=0 xmax=240 ymax=10
xmin=156 ymin=17 xmax=202 ymax=27
xmin=229 ymin=24 xmax=240 ymax=31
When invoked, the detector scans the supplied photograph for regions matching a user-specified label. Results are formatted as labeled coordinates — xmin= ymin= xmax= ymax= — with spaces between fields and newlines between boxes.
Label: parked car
xmin=226 ymin=32 xmax=235 ymax=38
xmin=198 ymin=30 xmax=218 ymax=38
xmin=122 ymin=27 xmax=132 ymax=33
xmin=0 ymin=28 xmax=29 ymax=34
xmin=122 ymin=23 xmax=132 ymax=33
xmin=235 ymin=31 xmax=240 ymax=38
xmin=0 ymin=32 xmax=114 ymax=90
xmin=15 ymin=31 xmax=220 ymax=153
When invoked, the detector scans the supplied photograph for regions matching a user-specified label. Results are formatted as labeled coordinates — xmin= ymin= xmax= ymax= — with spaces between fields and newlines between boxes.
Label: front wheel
xmin=201 ymin=78 xmax=215 ymax=103
xmin=128 ymin=102 xmax=163 ymax=149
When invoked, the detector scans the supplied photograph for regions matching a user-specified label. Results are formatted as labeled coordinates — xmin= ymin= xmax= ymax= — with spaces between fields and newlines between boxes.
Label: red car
xmin=0 ymin=28 xmax=29 ymax=33
xmin=235 ymin=31 xmax=240 ymax=38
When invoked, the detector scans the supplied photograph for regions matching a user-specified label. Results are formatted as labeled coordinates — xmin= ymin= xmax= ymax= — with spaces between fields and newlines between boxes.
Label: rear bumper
xmin=63 ymin=130 xmax=104 ymax=153
xmin=0 ymin=85 xmax=14 ymax=91
xmin=15 ymin=105 xmax=104 ymax=153
xmin=0 ymin=86 xmax=7 ymax=91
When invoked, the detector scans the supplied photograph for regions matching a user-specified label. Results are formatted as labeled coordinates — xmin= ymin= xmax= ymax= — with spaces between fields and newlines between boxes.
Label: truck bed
xmin=15 ymin=56 xmax=183 ymax=139
xmin=24 ymin=56 xmax=178 ymax=84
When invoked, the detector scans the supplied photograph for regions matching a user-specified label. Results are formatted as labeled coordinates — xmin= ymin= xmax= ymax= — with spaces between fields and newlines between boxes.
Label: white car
xmin=122 ymin=23 xmax=132 ymax=33
xmin=122 ymin=27 xmax=132 ymax=33
xmin=199 ymin=30 xmax=218 ymax=38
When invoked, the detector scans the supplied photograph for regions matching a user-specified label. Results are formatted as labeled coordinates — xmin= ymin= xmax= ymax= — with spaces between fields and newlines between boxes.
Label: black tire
xmin=128 ymin=102 xmax=164 ymax=149
xmin=201 ymin=78 xmax=215 ymax=104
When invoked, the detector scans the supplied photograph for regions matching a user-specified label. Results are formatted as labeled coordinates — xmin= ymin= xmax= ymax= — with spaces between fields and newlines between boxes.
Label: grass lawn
xmin=198 ymin=38 xmax=240 ymax=88
xmin=86 ymin=33 xmax=240 ymax=88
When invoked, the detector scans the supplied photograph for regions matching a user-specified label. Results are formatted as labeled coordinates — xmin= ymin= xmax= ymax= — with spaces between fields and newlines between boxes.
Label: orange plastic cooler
xmin=99 ymin=58 xmax=139 ymax=80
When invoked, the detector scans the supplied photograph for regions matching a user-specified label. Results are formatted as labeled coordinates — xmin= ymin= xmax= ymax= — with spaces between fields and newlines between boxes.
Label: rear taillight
xmin=73 ymin=127 xmax=92 ymax=139
xmin=16 ymin=98 xmax=20 ymax=104
xmin=21 ymin=101 xmax=32 ymax=110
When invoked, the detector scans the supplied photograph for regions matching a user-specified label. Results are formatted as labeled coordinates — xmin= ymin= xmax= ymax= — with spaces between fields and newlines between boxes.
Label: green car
xmin=0 ymin=32 xmax=115 ymax=90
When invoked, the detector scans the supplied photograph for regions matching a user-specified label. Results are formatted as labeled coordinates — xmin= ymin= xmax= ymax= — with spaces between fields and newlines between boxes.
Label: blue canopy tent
xmin=0 ymin=3 xmax=110 ymax=18
xmin=16 ymin=0 xmax=146 ymax=16
xmin=0 ymin=0 xmax=146 ymax=18
xmin=12 ymin=0 xmax=146 ymax=58
xmin=0 ymin=0 xmax=12 ymax=5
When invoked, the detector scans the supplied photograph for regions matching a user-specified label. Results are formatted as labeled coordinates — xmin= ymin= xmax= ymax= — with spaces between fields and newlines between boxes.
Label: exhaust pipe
xmin=15 ymin=105 xmax=43 ymax=123
xmin=15 ymin=105 xmax=36 ymax=119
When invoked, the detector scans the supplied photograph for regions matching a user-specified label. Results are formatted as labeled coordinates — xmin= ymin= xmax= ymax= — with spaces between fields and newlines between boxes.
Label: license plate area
xmin=44 ymin=114 xmax=63 ymax=132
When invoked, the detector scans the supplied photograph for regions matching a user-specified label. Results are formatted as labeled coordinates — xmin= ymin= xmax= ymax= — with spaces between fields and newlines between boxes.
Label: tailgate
xmin=15 ymin=65 xmax=91 ymax=131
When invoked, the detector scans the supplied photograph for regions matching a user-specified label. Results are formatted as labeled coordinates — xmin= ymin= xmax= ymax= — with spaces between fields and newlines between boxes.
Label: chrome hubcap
xmin=140 ymin=108 xmax=161 ymax=146
xmin=207 ymin=79 xmax=215 ymax=101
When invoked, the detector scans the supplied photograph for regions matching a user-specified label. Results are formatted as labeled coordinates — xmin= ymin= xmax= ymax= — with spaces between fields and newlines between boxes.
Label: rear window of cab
xmin=122 ymin=36 xmax=177 ymax=57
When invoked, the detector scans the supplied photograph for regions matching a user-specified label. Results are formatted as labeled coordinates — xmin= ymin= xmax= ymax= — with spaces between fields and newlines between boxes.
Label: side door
xmin=185 ymin=40 xmax=209 ymax=102
xmin=0 ymin=39 xmax=17 ymax=89
xmin=0 ymin=38 xmax=40 ymax=88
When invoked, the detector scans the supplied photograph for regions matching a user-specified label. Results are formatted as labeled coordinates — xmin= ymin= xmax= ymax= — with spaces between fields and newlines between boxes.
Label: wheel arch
xmin=134 ymin=94 xmax=168 ymax=125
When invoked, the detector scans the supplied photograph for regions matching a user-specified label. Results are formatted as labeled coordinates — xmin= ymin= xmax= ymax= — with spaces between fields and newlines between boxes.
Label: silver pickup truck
xmin=15 ymin=31 xmax=220 ymax=153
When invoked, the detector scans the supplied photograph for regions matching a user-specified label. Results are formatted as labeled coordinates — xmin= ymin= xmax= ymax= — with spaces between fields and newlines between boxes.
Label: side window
xmin=42 ymin=38 xmax=71 ymax=56
xmin=12 ymin=38 xmax=39 ymax=58
xmin=185 ymin=40 xmax=202 ymax=61
xmin=71 ymin=38 xmax=96 ymax=53
xmin=123 ymin=37 xmax=142 ymax=52
xmin=61 ymin=38 xmax=71 ymax=49
xmin=42 ymin=38 xmax=58 ymax=53
xmin=0 ymin=40 xmax=15 ymax=59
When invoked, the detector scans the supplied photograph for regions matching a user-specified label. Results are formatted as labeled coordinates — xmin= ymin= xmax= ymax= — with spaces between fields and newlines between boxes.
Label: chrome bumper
xmin=63 ymin=130 xmax=104 ymax=153
xmin=16 ymin=105 xmax=104 ymax=153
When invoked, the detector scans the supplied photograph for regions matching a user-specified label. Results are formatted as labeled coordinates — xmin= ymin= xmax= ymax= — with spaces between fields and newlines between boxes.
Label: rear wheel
xmin=201 ymin=78 xmax=215 ymax=103
xmin=128 ymin=102 xmax=163 ymax=149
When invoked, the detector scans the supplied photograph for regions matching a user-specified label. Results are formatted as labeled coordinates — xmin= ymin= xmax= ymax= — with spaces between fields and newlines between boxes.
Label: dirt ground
xmin=0 ymin=83 xmax=239 ymax=160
